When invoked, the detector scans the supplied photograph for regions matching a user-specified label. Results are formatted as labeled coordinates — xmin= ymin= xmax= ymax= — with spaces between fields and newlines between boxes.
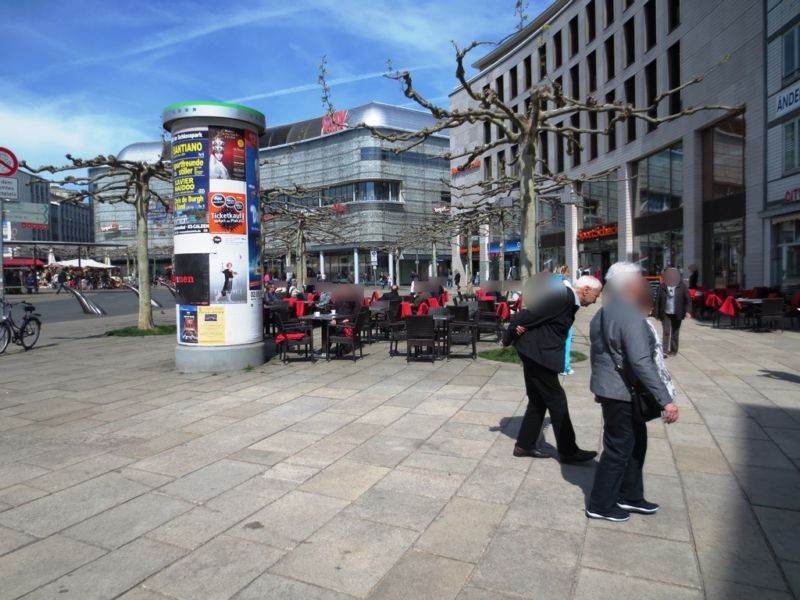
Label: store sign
xmin=432 ymin=205 xmax=450 ymax=214
xmin=785 ymin=187 xmax=800 ymax=203
xmin=451 ymin=160 xmax=481 ymax=176
xmin=321 ymin=110 xmax=348 ymax=135
xmin=577 ymin=224 xmax=618 ymax=241
xmin=776 ymin=83 xmax=800 ymax=118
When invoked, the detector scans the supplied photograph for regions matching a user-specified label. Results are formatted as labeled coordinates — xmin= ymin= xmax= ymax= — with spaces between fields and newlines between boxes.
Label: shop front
xmin=578 ymin=225 xmax=618 ymax=279
xmin=771 ymin=214 xmax=800 ymax=291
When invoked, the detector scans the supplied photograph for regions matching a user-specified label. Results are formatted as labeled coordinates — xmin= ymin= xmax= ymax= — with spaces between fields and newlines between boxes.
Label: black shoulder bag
xmin=599 ymin=309 xmax=663 ymax=422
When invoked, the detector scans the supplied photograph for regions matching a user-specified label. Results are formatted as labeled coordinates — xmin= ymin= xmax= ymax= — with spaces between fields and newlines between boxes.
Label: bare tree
xmin=22 ymin=153 xmax=170 ymax=329
xmin=357 ymin=40 xmax=735 ymax=283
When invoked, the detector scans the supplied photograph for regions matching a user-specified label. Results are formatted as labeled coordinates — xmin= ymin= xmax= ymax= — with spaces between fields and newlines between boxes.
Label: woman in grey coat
xmin=585 ymin=262 xmax=679 ymax=522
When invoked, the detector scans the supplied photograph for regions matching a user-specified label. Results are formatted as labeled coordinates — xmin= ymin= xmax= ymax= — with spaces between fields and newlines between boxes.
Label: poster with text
xmin=209 ymin=192 xmax=246 ymax=235
xmin=172 ymin=129 xmax=209 ymax=234
xmin=245 ymin=129 xmax=261 ymax=235
xmin=174 ymin=253 xmax=210 ymax=305
xmin=198 ymin=306 xmax=226 ymax=345
xmin=208 ymin=127 xmax=245 ymax=181
xmin=248 ymin=232 xmax=262 ymax=296
xmin=209 ymin=241 xmax=248 ymax=303
xmin=178 ymin=305 xmax=198 ymax=343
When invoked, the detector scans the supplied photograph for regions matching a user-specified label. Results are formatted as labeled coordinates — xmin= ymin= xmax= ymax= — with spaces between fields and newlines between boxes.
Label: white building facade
xmin=450 ymin=0 xmax=767 ymax=289
xmin=766 ymin=0 xmax=800 ymax=291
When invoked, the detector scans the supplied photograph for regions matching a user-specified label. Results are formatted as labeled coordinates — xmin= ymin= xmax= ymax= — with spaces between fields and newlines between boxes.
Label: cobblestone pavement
xmin=0 ymin=306 xmax=798 ymax=599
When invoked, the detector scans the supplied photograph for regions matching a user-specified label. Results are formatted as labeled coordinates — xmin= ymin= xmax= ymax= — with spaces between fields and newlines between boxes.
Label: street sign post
xmin=0 ymin=177 xmax=18 ymax=200
xmin=4 ymin=202 xmax=49 ymax=225
xmin=0 ymin=148 xmax=19 ymax=178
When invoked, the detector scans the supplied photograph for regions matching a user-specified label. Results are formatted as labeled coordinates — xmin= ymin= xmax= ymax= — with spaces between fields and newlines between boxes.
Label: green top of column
xmin=162 ymin=101 xmax=266 ymax=134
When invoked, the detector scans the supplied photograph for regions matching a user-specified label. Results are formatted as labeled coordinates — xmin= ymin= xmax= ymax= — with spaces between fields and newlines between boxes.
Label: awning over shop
xmin=2 ymin=258 xmax=45 ymax=268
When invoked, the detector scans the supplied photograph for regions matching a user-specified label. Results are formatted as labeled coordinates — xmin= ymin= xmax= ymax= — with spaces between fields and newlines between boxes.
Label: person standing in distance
xmin=502 ymin=274 xmax=603 ymax=462
xmin=654 ymin=267 xmax=692 ymax=357
xmin=586 ymin=262 xmax=679 ymax=522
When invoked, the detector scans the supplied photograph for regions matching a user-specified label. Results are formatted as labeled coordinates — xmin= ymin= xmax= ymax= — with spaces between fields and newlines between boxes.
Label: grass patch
xmin=478 ymin=346 xmax=587 ymax=365
xmin=105 ymin=324 xmax=177 ymax=337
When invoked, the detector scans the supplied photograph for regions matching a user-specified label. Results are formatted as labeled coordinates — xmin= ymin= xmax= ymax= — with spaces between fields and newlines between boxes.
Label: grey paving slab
xmin=271 ymin=515 xmax=418 ymax=598
xmin=367 ymin=550 xmax=473 ymax=600
xmin=457 ymin=463 xmax=526 ymax=504
xmin=373 ymin=466 xmax=466 ymax=500
xmin=573 ymin=568 xmax=704 ymax=600
xmin=144 ymin=534 xmax=282 ymax=600
xmin=0 ymin=524 xmax=35 ymax=557
xmin=159 ymin=459 xmax=265 ymax=503
xmin=344 ymin=487 xmax=447 ymax=532
xmin=299 ymin=459 xmax=389 ymax=501
xmin=21 ymin=538 xmax=185 ymax=600
xmin=0 ymin=535 xmax=107 ymax=600
xmin=234 ymin=572 xmax=354 ymax=600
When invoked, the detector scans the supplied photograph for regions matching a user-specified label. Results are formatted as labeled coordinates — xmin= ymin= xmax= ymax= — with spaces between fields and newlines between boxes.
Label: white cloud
xmin=0 ymin=96 xmax=151 ymax=169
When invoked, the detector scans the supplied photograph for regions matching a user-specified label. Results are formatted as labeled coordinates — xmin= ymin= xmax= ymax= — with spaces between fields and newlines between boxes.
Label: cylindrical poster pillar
xmin=162 ymin=101 xmax=266 ymax=372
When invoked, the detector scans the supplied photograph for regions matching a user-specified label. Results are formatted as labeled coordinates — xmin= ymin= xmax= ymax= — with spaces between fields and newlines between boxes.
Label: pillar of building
xmin=479 ymin=223 xmax=490 ymax=281
xmin=353 ymin=247 xmax=359 ymax=284
xmin=319 ymin=251 xmax=325 ymax=279
xmin=388 ymin=251 xmax=395 ymax=283
xmin=563 ymin=186 xmax=579 ymax=280
xmin=682 ymin=132 xmax=704 ymax=282
xmin=617 ymin=163 xmax=635 ymax=264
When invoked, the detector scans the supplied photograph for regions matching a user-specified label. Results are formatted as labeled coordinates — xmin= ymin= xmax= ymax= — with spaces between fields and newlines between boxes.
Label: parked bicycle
xmin=0 ymin=301 xmax=42 ymax=353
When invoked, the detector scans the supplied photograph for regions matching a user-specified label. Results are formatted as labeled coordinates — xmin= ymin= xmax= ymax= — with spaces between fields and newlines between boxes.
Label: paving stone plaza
xmin=0 ymin=301 xmax=799 ymax=599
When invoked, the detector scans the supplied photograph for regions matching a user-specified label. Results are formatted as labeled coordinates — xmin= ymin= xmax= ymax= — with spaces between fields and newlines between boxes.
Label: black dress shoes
xmin=513 ymin=445 xmax=551 ymax=459
xmin=559 ymin=449 xmax=598 ymax=463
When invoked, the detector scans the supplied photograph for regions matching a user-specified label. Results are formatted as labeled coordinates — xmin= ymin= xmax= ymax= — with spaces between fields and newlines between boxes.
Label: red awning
xmin=2 ymin=258 xmax=45 ymax=268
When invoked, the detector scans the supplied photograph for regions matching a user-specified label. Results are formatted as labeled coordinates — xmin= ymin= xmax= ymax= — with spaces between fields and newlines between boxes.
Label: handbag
xmin=599 ymin=309 xmax=663 ymax=422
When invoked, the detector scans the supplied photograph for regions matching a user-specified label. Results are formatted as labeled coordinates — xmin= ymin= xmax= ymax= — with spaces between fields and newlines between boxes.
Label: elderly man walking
xmin=502 ymin=274 xmax=603 ymax=462
xmin=586 ymin=262 xmax=679 ymax=522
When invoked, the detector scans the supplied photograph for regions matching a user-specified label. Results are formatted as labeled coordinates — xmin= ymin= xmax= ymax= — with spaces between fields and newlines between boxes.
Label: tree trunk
xmin=431 ymin=240 xmax=437 ymax=278
xmin=394 ymin=249 xmax=401 ymax=287
xmin=466 ymin=229 xmax=474 ymax=295
xmin=519 ymin=144 xmax=538 ymax=282
xmin=498 ymin=212 xmax=506 ymax=286
xmin=135 ymin=187 xmax=154 ymax=330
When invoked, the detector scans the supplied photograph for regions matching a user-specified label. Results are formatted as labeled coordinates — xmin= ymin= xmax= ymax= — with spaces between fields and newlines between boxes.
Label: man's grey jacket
xmin=588 ymin=298 xmax=672 ymax=407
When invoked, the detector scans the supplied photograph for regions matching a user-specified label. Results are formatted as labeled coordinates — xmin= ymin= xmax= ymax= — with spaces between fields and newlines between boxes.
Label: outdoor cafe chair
xmin=327 ymin=309 xmax=370 ymax=361
xmin=274 ymin=312 xmax=314 ymax=364
xmin=405 ymin=315 xmax=436 ymax=363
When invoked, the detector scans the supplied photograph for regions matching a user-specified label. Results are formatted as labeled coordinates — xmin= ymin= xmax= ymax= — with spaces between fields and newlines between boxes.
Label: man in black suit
xmin=380 ymin=285 xmax=400 ymax=300
xmin=502 ymin=275 xmax=603 ymax=462
xmin=654 ymin=267 xmax=692 ymax=356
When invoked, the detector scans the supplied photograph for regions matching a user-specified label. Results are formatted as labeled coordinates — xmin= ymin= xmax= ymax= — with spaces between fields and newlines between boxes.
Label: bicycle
xmin=0 ymin=301 xmax=42 ymax=353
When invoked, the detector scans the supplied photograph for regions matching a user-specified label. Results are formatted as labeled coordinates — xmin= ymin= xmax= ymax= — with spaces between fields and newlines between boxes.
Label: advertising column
xmin=162 ymin=102 xmax=266 ymax=372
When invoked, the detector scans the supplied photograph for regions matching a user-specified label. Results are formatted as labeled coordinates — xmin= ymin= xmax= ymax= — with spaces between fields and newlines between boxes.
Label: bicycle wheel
xmin=0 ymin=322 xmax=10 ymax=354
xmin=20 ymin=317 xmax=41 ymax=350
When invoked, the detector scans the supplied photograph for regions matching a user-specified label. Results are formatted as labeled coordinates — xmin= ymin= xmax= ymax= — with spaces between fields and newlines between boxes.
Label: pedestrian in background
xmin=55 ymin=268 xmax=69 ymax=294
xmin=585 ymin=262 xmax=679 ymax=522
xmin=654 ymin=267 xmax=692 ymax=357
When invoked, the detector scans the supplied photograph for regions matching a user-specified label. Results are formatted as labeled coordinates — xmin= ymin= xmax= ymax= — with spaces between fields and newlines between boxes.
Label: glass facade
xmin=633 ymin=230 xmax=683 ymax=276
xmin=635 ymin=143 xmax=683 ymax=215
xmin=712 ymin=218 xmax=744 ymax=288
xmin=771 ymin=217 xmax=800 ymax=291
xmin=581 ymin=173 xmax=618 ymax=228
xmin=710 ymin=115 xmax=745 ymax=200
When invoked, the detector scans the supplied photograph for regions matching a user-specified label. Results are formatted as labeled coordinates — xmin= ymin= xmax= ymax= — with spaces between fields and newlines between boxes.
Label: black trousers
xmin=516 ymin=355 xmax=578 ymax=455
xmin=587 ymin=398 xmax=648 ymax=513
xmin=661 ymin=314 xmax=683 ymax=354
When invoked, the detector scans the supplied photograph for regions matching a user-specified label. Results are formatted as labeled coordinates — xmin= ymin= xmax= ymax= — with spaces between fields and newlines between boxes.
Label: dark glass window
xmin=510 ymin=66 xmax=519 ymax=98
xmin=556 ymin=124 xmax=565 ymax=172
xmin=606 ymin=91 xmax=617 ymax=151
xmin=644 ymin=0 xmax=656 ymax=51
xmin=524 ymin=55 xmax=533 ymax=88
xmin=587 ymin=51 xmax=597 ymax=91
xmin=582 ymin=172 xmax=618 ymax=227
xmin=495 ymin=75 xmax=504 ymax=102
xmin=484 ymin=154 xmax=493 ymax=181
xmin=624 ymin=0 xmax=635 ymax=9
xmin=636 ymin=142 xmax=684 ymax=214
xmin=710 ymin=115 xmax=745 ymax=200
xmin=484 ymin=122 xmax=491 ymax=144
xmin=605 ymin=0 xmax=614 ymax=27
xmin=359 ymin=147 xmax=447 ymax=168
xmin=570 ymin=64 xmax=580 ymax=99
xmin=538 ymin=44 xmax=548 ymax=79
xmin=623 ymin=18 xmax=635 ymax=66
xmin=554 ymin=31 xmax=563 ymax=68
xmin=668 ymin=0 xmax=680 ymax=31
xmin=784 ymin=25 xmax=800 ymax=84
xmin=587 ymin=0 xmax=597 ymax=42
xmin=588 ymin=111 xmax=598 ymax=160
xmin=539 ymin=131 xmax=549 ymax=173
xmin=605 ymin=36 xmax=615 ymax=80
xmin=668 ymin=42 xmax=681 ymax=115
xmin=645 ymin=59 xmax=657 ymax=131
xmin=625 ymin=76 xmax=636 ymax=143
xmin=571 ymin=114 xmax=581 ymax=167
xmin=569 ymin=16 xmax=579 ymax=57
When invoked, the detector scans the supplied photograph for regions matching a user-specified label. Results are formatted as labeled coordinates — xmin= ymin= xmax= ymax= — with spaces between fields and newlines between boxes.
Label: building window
xmin=783 ymin=24 xmax=800 ymax=85
xmin=510 ymin=65 xmax=519 ymax=98
xmin=524 ymin=55 xmax=533 ymax=89
xmin=556 ymin=125 xmax=565 ymax=172
xmin=633 ymin=230 xmax=683 ymax=275
xmin=605 ymin=36 xmax=615 ymax=80
xmin=588 ymin=112 xmax=599 ymax=160
xmin=785 ymin=119 xmax=800 ymax=174
xmin=571 ymin=114 xmax=581 ymax=167
xmin=587 ymin=51 xmax=597 ymax=91
xmin=554 ymin=76 xmax=564 ymax=106
xmin=772 ymin=218 xmax=800 ymax=290
xmin=623 ymin=18 xmax=635 ymax=66
xmin=587 ymin=0 xmax=597 ymax=42
xmin=710 ymin=114 xmax=745 ymax=200
xmin=605 ymin=0 xmax=614 ymax=27
xmin=569 ymin=16 xmax=579 ymax=57
xmin=554 ymin=30 xmax=563 ymax=69
xmin=644 ymin=0 xmax=656 ymax=51
xmin=667 ymin=41 xmax=681 ymax=115
xmin=495 ymin=74 xmax=504 ymax=102
xmin=484 ymin=155 xmax=493 ymax=182
xmin=539 ymin=132 xmax=549 ymax=173
xmin=625 ymin=76 xmax=636 ymax=142
xmin=606 ymin=90 xmax=617 ymax=152
xmin=570 ymin=64 xmax=580 ymax=99
xmin=318 ymin=180 xmax=402 ymax=204
xmin=581 ymin=172 xmax=618 ymax=228
xmin=645 ymin=59 xmax=657 ymax=132
xmin=635 ymin=142 xmax=683 ymax=214
xmin=498 ymin=151 xmax=507 ymax=178
xmin=538 ymin=43 xmax=547 ymax=79
xmin=483 ymin=122 xmax=491 ymax=144
xmin=509 ymin=145 xmax=519 ymax=176
xmin=624 ymin=0 xmax=635 ymax=9
xmin=668 ymin=0 xmax=680 ymax=31
xmin=712 ymin=218 xmax=744 ymax=288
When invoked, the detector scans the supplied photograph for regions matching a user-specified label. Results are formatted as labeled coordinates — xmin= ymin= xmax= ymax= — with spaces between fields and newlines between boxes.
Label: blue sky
xmin=2 ymin=0 xmax=547 ymax=168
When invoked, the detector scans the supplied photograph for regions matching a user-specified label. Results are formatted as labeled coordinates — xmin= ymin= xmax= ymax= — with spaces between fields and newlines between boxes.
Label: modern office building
xmin=49 ymin=185 xmax=94 ymax=244
xmin=766 ymin=0 xmax=800 ymax=290
xmin=449 ymin=0 xmax=766 ymax=289
xmin=259 ymin=102 xmax=451 ymax=284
